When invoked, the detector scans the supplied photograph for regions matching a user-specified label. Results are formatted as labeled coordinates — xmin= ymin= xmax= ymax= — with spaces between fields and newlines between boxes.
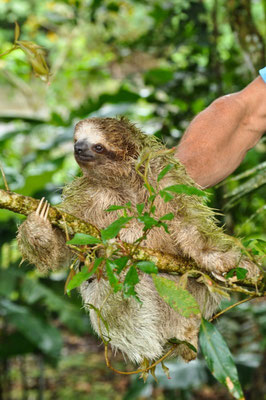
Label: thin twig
xmin=209 ymin=297 xmax=255 ymax=322
xmin=104 ymin=343 xmax=177 ymax=376
xmin=0 ymin=163 xmax=9 ymax=191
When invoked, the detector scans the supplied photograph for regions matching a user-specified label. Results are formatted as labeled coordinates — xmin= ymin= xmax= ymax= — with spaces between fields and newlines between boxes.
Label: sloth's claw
xmin=36 ymin=197 xmax=50 ymax=221
xmin=211 ymin=271 xmax=227 ymax=282
xmin=36 ymin=197 xmax=44 ymax=214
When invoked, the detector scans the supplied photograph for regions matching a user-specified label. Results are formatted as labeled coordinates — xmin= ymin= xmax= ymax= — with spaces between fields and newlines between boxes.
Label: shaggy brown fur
xmin=17 ymin=117 xmax=259 ymax=364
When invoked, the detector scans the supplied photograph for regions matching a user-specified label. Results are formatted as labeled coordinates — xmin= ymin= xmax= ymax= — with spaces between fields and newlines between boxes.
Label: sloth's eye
xmin=93 ymin=144 xmax=104 ymax=153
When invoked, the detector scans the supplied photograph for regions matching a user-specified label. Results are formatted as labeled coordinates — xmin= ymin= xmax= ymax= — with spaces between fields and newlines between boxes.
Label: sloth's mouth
xmin=75 ymin=153 xmax=95 ymax=162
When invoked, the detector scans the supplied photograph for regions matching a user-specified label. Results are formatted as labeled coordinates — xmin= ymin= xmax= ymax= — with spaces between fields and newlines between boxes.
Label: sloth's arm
xmin=170 ymin=214 xmax=259 ymax=278
xmin=17 ymin=200 xmax=73 ymax=272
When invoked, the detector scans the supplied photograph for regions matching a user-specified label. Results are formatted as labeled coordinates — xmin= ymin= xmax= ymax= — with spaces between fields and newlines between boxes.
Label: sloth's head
xmin=73 ymin=117 xmax=158 ymax=180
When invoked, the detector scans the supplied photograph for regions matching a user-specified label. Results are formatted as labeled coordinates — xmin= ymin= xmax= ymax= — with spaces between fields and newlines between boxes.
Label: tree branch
xmin=0 ymin=189 xmax=100 ymax=238
xmin=0 ymin=189 xmax=264 ymax=292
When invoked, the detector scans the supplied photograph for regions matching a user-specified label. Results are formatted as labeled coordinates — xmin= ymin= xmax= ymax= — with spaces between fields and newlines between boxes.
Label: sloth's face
xmin=74 ymin=121 xmax=118 ymax=167
xmin=73 ymin=118 xmax=141 ymax=181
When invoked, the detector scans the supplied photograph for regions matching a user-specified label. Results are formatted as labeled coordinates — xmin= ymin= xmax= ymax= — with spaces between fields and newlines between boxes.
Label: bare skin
xmin=176 ymin=76 xmax=266 ymax=188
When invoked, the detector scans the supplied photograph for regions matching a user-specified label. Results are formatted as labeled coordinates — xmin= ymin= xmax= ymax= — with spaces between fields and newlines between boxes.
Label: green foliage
xmin=101 ymin=216 xmax=133 ymax=242
xmin=105 ymin=259 xmax=122 ymax=293
xmin=123 ymin=266 xmax=139 ymax=299
xmin=152 ymin=275 xmax=201 ymax=318
xmin=0 ymin=0 xmax=265 ymax=397
xmin=136 ymin=261 xmax=158 ymax=274
xmin=157 ymin=164 xmax=174 ymax=182
xmin=164 ymin=184 xmax=207 ymax=197
xmin=0 ymin=298 xmax=62 ymax=360
xmin=225 ymin=268 xmax=248 ymax=280
xmin=67 ymin=233 xmax=101 ymax=245
xmin=66 ymin=258 xmax=103 ymax=294
xmin=0 ymin=22 xmax=50 ymax=82
xmin=200 ymin=318 xmax=244 ymax=399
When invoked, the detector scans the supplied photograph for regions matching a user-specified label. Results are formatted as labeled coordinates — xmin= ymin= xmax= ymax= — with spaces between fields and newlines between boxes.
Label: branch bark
xmin=0 ymin=189 xmax=264 ymax=292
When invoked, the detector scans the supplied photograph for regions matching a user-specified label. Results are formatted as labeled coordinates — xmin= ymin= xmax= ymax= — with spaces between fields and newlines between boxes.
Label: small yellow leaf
xmin=150 ymin=366 xmax=158 ymax=382
xmin=161 ymin=361 xmax=171 ymax=379
xmin=139 ymin=370 xmax=148 ymax=382
xmin=16 ymin=40 xmax=50 ymax=82
xmin=14 ymin=21 xmax=20 ymax=42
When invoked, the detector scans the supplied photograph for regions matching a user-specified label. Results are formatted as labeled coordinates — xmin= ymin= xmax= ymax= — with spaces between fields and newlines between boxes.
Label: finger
xmin=44 ymin=203 xmax=50 ymax=220
xmin=36 ymin=197 xmax=45 ymax=215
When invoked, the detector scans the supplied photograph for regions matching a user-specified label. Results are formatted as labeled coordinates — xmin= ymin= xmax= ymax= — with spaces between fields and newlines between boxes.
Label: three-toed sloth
xmin=17 ymin=117 xmax=259 ymax=365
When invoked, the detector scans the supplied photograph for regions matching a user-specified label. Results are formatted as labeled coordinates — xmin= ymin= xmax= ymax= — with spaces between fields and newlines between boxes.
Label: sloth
xmin=17 ymin=117 xmax=259 ymax=365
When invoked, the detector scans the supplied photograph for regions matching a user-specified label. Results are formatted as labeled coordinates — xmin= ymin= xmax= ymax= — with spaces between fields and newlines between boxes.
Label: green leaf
xmin=136 ymin=203 xmax=145 ymax=215
xmin=14 ymin=21 xmax=20 ymax=42
xmin=101 ymin=216 xmax=133 ymax=241
xmin=144 ymin=183 xmax=155 ymax=193
xmin=200 ymin=318 xmax=244 ymax=399
xmin=67 ymin=233 xmax=101 ymax=245
xmin=138 ymin=213 xmax=159 ymax=230
xmin=161 ymin=361 xmax=171 ymax=379
xmin=105 ymin=205 xmax=128 ymax=211
xmin=157 ymin=164 xmax=174 ymax=182
xmin=235 ymin=268 xmax=248 ymax=280
xmin=152 ymin=275 xmax=200 ymax=318
xmin=16 ymin=40 xmax=50 ymax=82
xmin=243 ymin=238 xmax=266 ymax=256
xmin=159 ymin=190 xmax=174 ymax=202
xmin=150 ymin=205 xmax=156 ymax=214
xmin=165 ymin=184 xmax=206 ymax=197
xmin=105 ymin=259 xmax=122 ymax=292
xmin=160 ymin=221 xmax=170 ymax=233
xmin=112 ymin=256 xmax=129 ymax=274
xmin=225 ymin=268 xmax=248 ymax=280
xmin=136 ymin=261 xmax=158 ymax=274
xmin=148 ymin=194 xmax=156 ymax=202
xmin=254 ymin=241 xmax=266 ymax=254
xmin=160 ymin=212 xmax=174 ymax=221
xmin=123 ymin=266 xmax=140 ymax=299
xmin=66 ymin=258 xmax=103 ymax=293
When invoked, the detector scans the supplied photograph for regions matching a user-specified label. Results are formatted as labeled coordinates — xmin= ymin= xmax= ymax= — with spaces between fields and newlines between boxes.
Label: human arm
xmin=176 ymin=76 xmax=266 ymax=188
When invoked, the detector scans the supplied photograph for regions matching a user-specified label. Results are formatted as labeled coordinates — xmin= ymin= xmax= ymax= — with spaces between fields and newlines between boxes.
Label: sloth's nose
xmin=74 ymin=140 xmax=88 ymax=155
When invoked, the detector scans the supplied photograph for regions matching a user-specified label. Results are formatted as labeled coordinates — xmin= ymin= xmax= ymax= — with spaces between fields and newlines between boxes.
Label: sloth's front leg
xmin=171 ymin=220 xmax=260 ymax=279
xmin=17 ymin=198 xmax=73 ymax=272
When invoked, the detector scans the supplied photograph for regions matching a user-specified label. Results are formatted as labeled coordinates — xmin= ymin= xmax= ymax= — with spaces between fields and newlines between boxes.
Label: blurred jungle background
xmin=0 ymin=0 xmax=265 ymax=399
